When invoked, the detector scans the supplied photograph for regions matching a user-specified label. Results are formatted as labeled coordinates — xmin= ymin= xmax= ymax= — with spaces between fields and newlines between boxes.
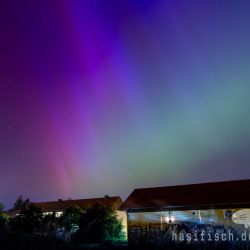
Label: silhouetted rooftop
xmin=8 ymin=196 xmax=123 ymax=217
xmin=36 ymin=196 xmax=123 ymax=212
xmin=120 ymin=179 xmax=250 ymax=211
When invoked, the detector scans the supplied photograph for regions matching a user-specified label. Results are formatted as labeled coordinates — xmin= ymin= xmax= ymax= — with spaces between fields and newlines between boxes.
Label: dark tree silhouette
xmin=13 ymin=195 xmax=30 ymax=210
xmin=11 ymin=203 xmax=43 ymax=233
xmin=0 ymin=202 xmax=4 ymax=212
xmin=0 ymin=203 xmax=8 ymax=234
xmin=75 ymin=204 xmax=125 ymax=243
xmin=61 ymin=205 xmax=84 ymax=232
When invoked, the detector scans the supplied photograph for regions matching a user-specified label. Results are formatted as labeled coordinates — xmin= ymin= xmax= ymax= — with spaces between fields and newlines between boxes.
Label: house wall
xmin=127 ymin=208 xmax=250 ymax=244
xmin=117 ymin=210 xmax=128 ymax=238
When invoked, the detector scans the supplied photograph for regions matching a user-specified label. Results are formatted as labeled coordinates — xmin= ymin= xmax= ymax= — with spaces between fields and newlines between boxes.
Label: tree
xmin=76 ymin=204 xmax=125 ymax=243
xmin=13 ymin=195 xmax=30 ymax=210
xmin=0 ymin=203 xmax=4 ymax=212
xmin=11 ymin=203 xmax=43 ymax=233
xmin=0 ymin=202 xmax=8 ymax=234
xmin=62 ymin=205 xmax=84 ymax=232
xmin=102 ymin=206 xmax=125 ymax=242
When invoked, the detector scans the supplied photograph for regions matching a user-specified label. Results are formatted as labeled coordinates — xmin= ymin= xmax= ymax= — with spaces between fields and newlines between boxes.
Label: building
xmin=120 ymin=179 xmax=250 ymax=245
xmin=36 ymin=196 xmax=123 ymax=218
xmin=9 ymin=196 xmax=127 ymax=234
xmin=37 ymin=195 xmax=127 ymax=237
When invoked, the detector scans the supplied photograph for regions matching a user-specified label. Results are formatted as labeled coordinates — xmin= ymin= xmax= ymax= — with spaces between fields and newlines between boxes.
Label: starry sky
xmin=1 ymin=0 xmax=250 ymax=208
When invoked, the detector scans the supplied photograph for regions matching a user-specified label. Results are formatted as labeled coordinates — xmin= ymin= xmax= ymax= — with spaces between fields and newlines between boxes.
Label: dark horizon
xmin=4 ymin=177 xmax=250 ymax=210
xmin=1 ymin=0 xmax=250 ymax=209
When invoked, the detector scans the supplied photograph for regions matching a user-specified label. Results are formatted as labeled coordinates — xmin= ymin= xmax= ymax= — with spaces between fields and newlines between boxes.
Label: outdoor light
xmin=170 ymin=216 xmax=175 ymax=222
xmin=165 ymin=213 xmax=175 ymax=223
xmin=165 ymin=216 xmax=170 ymax=222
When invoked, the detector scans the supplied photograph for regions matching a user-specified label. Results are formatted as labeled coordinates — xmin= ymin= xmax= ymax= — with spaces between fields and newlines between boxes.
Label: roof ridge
xmin=35 ymin=196 xmax=120 ymax=204
xmin=133 ymin=179 xmax=250 ymax=191
xmin=119 ymin=179 xmax=250 ymax=211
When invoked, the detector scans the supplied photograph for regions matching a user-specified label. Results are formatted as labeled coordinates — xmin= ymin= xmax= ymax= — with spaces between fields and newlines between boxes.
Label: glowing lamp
xmin=165 ymin=214 xmax=175 ymax=223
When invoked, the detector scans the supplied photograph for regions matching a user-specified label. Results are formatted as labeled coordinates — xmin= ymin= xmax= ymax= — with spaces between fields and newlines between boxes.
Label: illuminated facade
xmin=120 ymin=180 xmax=250 ymax=245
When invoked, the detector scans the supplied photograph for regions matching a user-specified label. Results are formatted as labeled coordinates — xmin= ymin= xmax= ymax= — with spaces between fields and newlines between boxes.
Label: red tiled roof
xmin=120 ymin=179 xmax=250 ymax=211
xmin=35 ymin=196 xmax=122 ymax=212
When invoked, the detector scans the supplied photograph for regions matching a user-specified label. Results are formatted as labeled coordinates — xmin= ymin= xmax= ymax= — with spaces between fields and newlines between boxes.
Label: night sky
xmin=1 ymin=0 xmax=250 ymax=208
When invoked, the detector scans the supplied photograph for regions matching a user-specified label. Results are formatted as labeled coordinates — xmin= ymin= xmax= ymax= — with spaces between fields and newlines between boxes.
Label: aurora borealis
xmin=1 ymin=0 xmax=250 ymax=208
